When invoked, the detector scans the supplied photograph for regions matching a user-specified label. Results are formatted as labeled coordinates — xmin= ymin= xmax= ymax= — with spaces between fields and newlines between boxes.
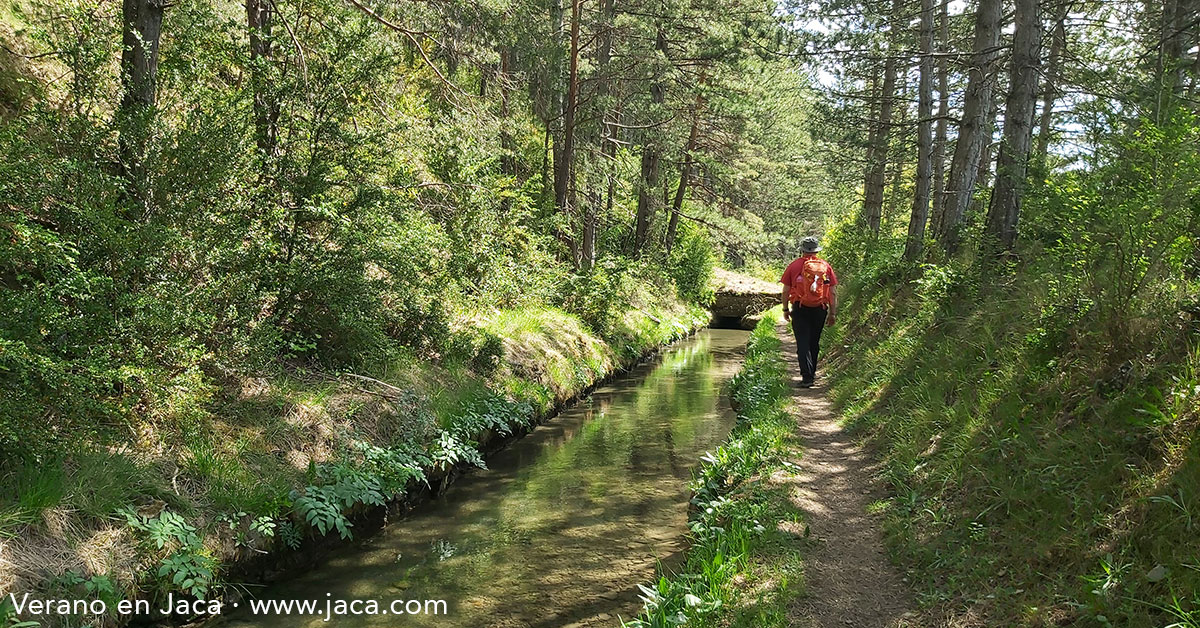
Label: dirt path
xmin=777 ymin=323 xmax=916 ymax=628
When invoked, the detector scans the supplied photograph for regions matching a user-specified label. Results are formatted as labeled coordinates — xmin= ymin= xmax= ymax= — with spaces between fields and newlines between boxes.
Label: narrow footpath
xmin=777 ymin=323 xmax=916 ymax=627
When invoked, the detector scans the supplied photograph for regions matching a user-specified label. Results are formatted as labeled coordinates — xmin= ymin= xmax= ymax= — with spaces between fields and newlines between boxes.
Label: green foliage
xmin=120 ymin=507 xmax=218 ymax=598
xmin=120 ymin=508 xmax=200 ymax=551
xmin=355 ymin=442 xmax=431 ymax=495
xmin=669 ymin=224 xmax=717 ymax=306
xmin=156 ymin=551 xmax=217 ymax=600
xmin=0 ymin=0 xmax=830 ymax=611
xmin=824 ymin=183 xmax=1200 ymax=627
xmin=448 ymin=393 xmax=534 ymax=440
xmin=559 ymin=257 xmax=645 ymax=337
xmin=291 ymin=464 xmax=387 ymax=540
xmin=429 ymin=430 xmax=487 ymax=470
xmin=277 ymin=520 xmax=303 ymax=550
xmin=56 ymin=572 xmax=118 ymax=609
xmin=442 ymin=328 xmax=506 ymax=377
xmin=291 ymin=485 xmax=356 ymax=541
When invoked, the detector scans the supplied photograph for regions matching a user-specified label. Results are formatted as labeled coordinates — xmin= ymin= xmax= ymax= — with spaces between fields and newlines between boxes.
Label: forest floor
xmin=776 ymin=323 xmax=918 ymax=627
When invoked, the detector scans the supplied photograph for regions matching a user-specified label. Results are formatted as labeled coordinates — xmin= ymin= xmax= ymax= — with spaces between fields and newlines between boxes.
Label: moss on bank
xmin=0 ymin=297 xmax=707 ymax=627
xmin=624 ymin=310 xmax=809 ymax=628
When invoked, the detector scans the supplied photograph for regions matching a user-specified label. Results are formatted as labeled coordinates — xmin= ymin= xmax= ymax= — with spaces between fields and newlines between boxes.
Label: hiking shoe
xmin=799 ymin=380 xmax=814 ymax=388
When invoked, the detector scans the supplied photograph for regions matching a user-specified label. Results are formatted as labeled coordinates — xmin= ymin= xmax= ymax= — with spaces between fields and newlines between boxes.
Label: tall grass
xmin=823 ymin=255 xmax=1200 ymax=627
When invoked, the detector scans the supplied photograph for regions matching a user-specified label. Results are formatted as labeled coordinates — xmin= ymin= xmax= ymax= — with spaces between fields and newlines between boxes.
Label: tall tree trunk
xmin=549 ymin=0 xmax=566 ymax=211
xmin=904 ymin=0 xmax=935 ymax=261
xmin=498 ymin=49 xmax=517 ymax=213
xmin=666 ymin=92 xmax=703 ymax=256
xmin=885 ymin=69 xmax=909 ymax=231
xmin=930 ymin=0 xmax=949 ymax=239
xmin=633 ymin=26 xmax=667 ymax=256
xmin=117 ymin=0 xmax=166 ymax=202
xmin=1035 ymin=1 xmax=1069 ymax=163
xmin=559 ymin=0 xmax=582 ymax=264
xmin=968 ymin=88 xmax=1000 ymax=220
xmin=934 ymin=0 xmax=1002 ymax=254
xmin=499 ymin=50 xmax=516 ymax=180
xmin=581 ymin=203 xmax=597 ymax=270
xmin=1160 ymin=0 xmax=1185 ymax=103
xmin=862 ymin=0 xmax=902 ymax=236
xmin=604 ymin=101 xmax=622 ymax=227
xmin=583 ymin=0 xmax=617 ymax=271
xmin=986 ymin=0 xmax=1041 ymax=253
xmin=1159 ymin=0 xmax=1198 ymax=110
xmin=247 ymin=0 xmax=279 ymax=159
xmin=861 ymin=63 xmax=882 ymax=225
xmin=557 ymin=0 xmax=581 ymax=214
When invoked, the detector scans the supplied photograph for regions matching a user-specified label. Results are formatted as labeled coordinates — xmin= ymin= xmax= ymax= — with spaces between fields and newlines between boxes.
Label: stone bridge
xmin=710 ymin=268 xmax=780 ymax=329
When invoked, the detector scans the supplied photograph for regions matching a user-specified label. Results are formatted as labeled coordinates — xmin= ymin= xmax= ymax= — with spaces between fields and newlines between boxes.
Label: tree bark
xmin=1035 ymin=1 xmax=1069 ymax=163
xmin=1159 ymin=0 xmax=1198 ymax=108
xmin=861 ymin=63 xmax=882 ymax=226
xmin=933 ymin=0 xmax=1002 ymax=254
xmin=862 ymin=0 xmax=902 ymax=236
xmin=885 ymin=69 xmax=908 ymax=231
xmin=931 ymin=0 xmax=949 ymax=238
xmin=904 ymin=0 xmax=935 ymax=261
xmin=498 ymin=49 xmax=517 ymax=214
xmin=118 ymin=0 xmax=166 ymax=200
xmin=499 ymin=50 xmax=516 ymax=181
xmin=560 ymin=0 xmax=582 ymax=264
xmin=557 ymin=0 xmax=581 ymax=216
xmin=549 ymin=0 xmax=566 ymax=211
xmin=985 ymin=0 xmax=1041 ymax=253
xmin=584 ymin=0 xmax=618 ymax=271
xmin=968 ymin=87 xmax=1000 ymax=220
xmin=633 ymin=26 xmax=667 ymax=256
xmin=247 ymin=0 xmax=279 ymax=159
xmin=666 ymin=92 xmax=703 ymax=256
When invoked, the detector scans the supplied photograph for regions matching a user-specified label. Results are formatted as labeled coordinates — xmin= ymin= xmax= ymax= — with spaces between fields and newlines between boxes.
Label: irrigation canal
xmin=219 ymin=328 xmax=749 ymax=628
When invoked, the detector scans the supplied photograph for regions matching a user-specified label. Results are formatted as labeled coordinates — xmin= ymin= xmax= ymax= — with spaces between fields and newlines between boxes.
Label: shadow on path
xmin=777 ymin=323 xmax=917 ymax=628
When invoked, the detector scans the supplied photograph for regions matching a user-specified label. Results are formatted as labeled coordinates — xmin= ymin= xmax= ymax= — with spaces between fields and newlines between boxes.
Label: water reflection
xmin=222 ymin=329 xmax=748 ymax=628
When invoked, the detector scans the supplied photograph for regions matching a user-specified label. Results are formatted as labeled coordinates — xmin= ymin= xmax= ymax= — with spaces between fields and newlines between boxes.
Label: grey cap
xmin=801 ymin=236 xmax=821 ymax=253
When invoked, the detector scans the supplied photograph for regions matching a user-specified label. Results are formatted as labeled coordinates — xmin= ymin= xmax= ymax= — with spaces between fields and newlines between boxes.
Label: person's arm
xmin=781 ymin=285 xmax=791 ymax=320
xmin=826 ymin=285 xmax=837 ymax=326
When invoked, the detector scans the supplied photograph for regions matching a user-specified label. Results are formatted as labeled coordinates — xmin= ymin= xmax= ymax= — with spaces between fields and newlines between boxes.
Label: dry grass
xmin=1 ymin=510 xmax=141 ymax=600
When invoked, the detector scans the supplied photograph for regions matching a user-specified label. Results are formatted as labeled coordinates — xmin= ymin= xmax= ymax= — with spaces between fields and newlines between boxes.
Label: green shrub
xmin=670 ymin=224 xmax=716 ymax=306
xmin=559 ymin=257 xmax=641 ymax=337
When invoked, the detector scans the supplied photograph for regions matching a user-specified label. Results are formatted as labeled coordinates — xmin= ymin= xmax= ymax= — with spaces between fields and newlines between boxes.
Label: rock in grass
xmin=1145 ymin=564 xmax=1168 ymax=582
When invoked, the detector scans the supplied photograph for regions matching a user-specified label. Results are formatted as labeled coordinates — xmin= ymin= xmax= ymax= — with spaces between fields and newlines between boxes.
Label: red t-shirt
xmin=780 ymin=254 xmax=837 ymax=304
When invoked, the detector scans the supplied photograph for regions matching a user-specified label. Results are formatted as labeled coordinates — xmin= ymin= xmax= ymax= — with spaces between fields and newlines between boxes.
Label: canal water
xmin=222 ymin=328 xmax=748 ymax=628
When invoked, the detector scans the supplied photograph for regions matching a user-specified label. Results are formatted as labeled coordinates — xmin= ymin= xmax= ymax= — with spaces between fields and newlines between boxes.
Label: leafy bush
xmin=120 ymin=507 xmax=218 ymax=598
xmin=291 ymin=464 xmax=387 ymax=540
xmin=448 ymin=394 xmax=533 ymax=440
xmin=669 ymin=224 xmax=716 ymax=306
xmin=356 ymin=442 xmax=431 ymax=494
xmin=559 ymin=257 xmax=642 ymax=337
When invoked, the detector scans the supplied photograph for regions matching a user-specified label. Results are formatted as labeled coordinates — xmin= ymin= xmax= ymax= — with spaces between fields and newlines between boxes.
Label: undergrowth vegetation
xmin=0 ymin=0 xmax=843 ymax=618
xmin=824 ymin=203 xmax=1200 ymax=626
xmin=625 ymin=311 xmax=809 ymax=628
xmin=0 ymin=282 xmax=706 ymax=626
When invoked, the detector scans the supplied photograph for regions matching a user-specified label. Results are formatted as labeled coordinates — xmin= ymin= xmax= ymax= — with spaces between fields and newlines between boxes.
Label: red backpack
xmin=793 ymin=257 xmax=831 ymax=307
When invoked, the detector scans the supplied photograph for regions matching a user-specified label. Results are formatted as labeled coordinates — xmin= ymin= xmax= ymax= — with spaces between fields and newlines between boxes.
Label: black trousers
xmin=790 ymin=303 xmax=828 ymax=382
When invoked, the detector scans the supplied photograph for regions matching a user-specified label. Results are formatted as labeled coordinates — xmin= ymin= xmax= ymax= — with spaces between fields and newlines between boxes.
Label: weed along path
xmin=777 ymin=324 xmax=916 ymax=627
xmin=216 ymin=329 xmax=748 ymax=628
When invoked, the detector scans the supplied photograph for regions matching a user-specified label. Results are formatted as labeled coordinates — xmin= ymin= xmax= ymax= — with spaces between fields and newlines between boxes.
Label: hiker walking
xmin=781 ymin=236 xmax=838 ymax=388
